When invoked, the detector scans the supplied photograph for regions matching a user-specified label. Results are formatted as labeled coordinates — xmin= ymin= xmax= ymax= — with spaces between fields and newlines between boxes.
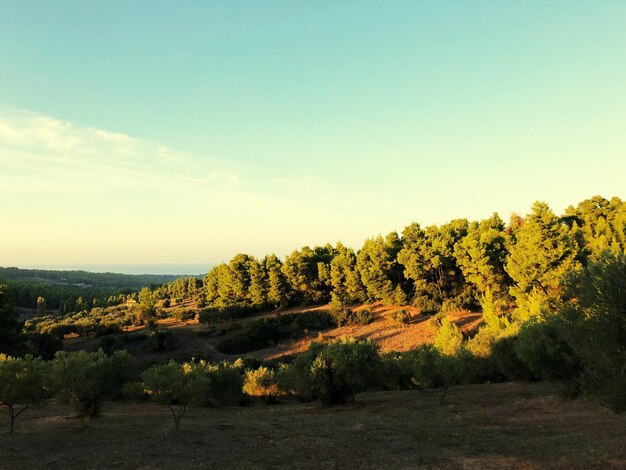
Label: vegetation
xmin=0 ymin=354 xmax=48 ymax=433
xmin=0 ymin=195 xmax=624 ymax=439
xmin=50 ymin=350 xmax=136 ymax=418
xmin=142 ymin=359 xmax=244 ymax=430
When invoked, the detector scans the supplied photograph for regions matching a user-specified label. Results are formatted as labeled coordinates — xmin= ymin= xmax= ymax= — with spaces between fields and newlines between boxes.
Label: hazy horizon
xmin=1 ymin=263 xmax=212 ymax=276
xmin=1 ymin=2 xmax=625 ymax=267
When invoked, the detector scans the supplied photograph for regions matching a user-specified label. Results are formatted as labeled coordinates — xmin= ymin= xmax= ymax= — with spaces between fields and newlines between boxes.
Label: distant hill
xmin=0 ymin=266 xmax=182 ymax=309
xmin=0 ymin=266 xmax=180 ymax=288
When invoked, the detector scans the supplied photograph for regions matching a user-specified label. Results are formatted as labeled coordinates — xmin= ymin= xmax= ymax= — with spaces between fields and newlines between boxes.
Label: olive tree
xmin=0 ymin=354 xmax=48 ymax=433
xmin=51 ymin=349 xmax=135 ymax=418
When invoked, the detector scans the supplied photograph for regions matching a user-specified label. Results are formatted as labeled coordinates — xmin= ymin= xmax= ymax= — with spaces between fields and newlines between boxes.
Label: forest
xmin=0 ymin=195 xmax=625 ymax=440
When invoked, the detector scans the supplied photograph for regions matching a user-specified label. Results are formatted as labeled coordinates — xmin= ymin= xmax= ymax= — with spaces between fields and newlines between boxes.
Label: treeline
xmin=197 ymin=196 xmax=626 ymax=314
xmin=0 ymin=267 xmax=180 ymax=310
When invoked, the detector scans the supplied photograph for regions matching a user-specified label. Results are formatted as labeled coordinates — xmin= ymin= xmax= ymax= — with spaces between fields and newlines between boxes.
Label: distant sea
xmin=32 ymin=264 xmax=213 ymax=276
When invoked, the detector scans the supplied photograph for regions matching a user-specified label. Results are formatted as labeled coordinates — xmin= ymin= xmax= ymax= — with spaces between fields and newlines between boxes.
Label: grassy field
xmin=2 ymin=381 xmax=625 ymax=469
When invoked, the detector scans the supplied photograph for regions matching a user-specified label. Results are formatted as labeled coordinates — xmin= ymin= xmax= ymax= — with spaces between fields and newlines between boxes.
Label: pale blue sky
xmin=1 ymin=2 xmax=625 ymax=273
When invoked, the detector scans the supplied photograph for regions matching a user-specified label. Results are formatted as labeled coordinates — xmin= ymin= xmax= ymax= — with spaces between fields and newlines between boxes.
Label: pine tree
xmin=505 ymin=201 xmax=581 ymax=316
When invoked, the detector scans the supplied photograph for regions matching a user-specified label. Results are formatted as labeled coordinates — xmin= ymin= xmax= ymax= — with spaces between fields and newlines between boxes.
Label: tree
xmin=51 ymin=349 xmax=135 ymax=418
xmin=329 ymin=242 xmax=365 ymax=305
xmin=36 ymin=296 xmax=47 ymax=316
xmin=0 ymin=354 xmax=47 ymax=433
xmin=409 ymin=345 xmax=466 ymax=403
xmin=282 ymin=245 xmax=335 ymax=304
xmin=0 ymin=285 xmax=21 ymax=355
xmin=265 ymin=254 xmax=288 ymax=308
xmin=138 ymin=287 xmax=157 ymax=326
xmin=505 ymin=202 xmax=581 ymax=317
xmin=141 ymin=360 xmax=209 ymax=431
xmin=454 ymin=214 xmax=509 ymax=297
xmin=356 ymin=233 xmax=405 ymax=304
xmin=142 ymin=359 xmax=244 ymax=430
xmin=248 ymin=258 xmax=268 ymax=308
xmin=564 ymin=196 xmax=626 ymax=262
xmin=398 ymin=220 xmax=469 ymax=312
xmin=558 ymin=251 xmax=626 ymax=411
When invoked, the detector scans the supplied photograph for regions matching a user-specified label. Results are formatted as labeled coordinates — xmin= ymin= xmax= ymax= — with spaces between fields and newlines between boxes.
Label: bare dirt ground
xmin=2 ymin=381 xmax=625 ymax=469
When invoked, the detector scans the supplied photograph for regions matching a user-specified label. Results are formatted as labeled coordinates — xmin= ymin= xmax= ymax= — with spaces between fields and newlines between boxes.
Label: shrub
xmin=330 ymin=307 xmax=373 ymax=326
xmin=172 ymin=308 xmax=196 ymax=322
xmin=413 ymin=296 xmax=440 ymax=315
xmin=514 ymin=317 xmax=578 ymax=382
xmin=439 ymin=298 xmax=462 ymax=314
xmin=99 ymin=335 xmax=125 ymax=355
xmin=217 ymin=312 xmax=335 ymax=354
xmin=145 ymin=330 xmax=177 ymax=352
xmin=434 ymin=318 xmax=463 ymax=356
xmin=22 ymin=332 xmax=62 ymax=360
xmin=283 ymin=338 xmax=382 ymax=404
xmin=408 ymin=345 xmax=466 ymax=403
xmin=557 ymin=252 xmax=626 ymax=411
xmin=390 ymin=309 xmax=412 ymax=327
xmin=243 ymin=366 xmax=284 ymax=404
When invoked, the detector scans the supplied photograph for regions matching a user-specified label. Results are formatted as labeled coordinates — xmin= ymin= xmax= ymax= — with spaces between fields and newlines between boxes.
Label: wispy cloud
xmin=0 ymin=105 xmax=227 ymax=193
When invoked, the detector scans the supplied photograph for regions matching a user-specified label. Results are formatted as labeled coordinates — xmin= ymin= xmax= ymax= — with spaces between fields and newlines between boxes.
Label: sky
xmin=1 ymin=2 xmax=625 ymax=274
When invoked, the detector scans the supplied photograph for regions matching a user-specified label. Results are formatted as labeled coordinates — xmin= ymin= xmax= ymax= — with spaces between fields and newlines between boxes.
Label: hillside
xmin=3 ymin=381 xmax=625 ymax=469
xmin=60 ymin=302 xmax=483 ymax=365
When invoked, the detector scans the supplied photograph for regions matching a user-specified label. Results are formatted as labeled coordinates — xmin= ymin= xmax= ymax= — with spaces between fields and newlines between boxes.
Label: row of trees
xmin=197 ymin=196 xmax=625 ymax=314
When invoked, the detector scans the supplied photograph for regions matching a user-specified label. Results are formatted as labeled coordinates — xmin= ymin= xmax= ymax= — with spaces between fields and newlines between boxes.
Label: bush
xmin=172 ymin=308 xmax=196 ymax=322
xmin=99 ymin=335 xmax=125 ymax=355
xmin=281 ymin=338 xmax=382 ymax=404
xmin=217 ymin=311 xmax=336 ymax=354
xmin=330 ymin=307 xmax=373 ymax=327
xmin=243 ymin=366 xmax=284 ymax=404
xmin=514 ymin=317 xmax=578 ymax=382
xmin=145 ymin=330 xmax=177 ymax=352
xmin=390 ymin=309 xmax=411 ymax=327
xmin=413 ymin=296 xmax=440 ymax=315
xmin=408 ymin=345 xmax=467 ymax=403
xmin=557 ymin=252 xmax=626 ymax=411
xmin=434 ymin=318 xmax=463 ymax=356
xmin=22 ymin=332 xmax=62 ymax=360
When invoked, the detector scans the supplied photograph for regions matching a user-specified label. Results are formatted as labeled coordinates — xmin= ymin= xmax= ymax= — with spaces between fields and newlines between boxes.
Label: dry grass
xmin=2 ymin=382 xmax=625 ymax=469
xmin=259 ymin=303 xmax=483 ymax=361
xmin=62 ymin=303 xmax=486 ymax=364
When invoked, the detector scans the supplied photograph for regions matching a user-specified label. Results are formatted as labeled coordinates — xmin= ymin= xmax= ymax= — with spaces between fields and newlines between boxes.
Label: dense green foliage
xmin=194 ymin=196 xmax=626 ymax=317
xmin=0 ymin=284 xmax=21 ymax=355
xmin=141 ymin=359 xmax=244 ymax=430
xmin=0 ymin=354 xmax=48 ymax=433
xmin=50 ymin=349 xmax=136 ymax=418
